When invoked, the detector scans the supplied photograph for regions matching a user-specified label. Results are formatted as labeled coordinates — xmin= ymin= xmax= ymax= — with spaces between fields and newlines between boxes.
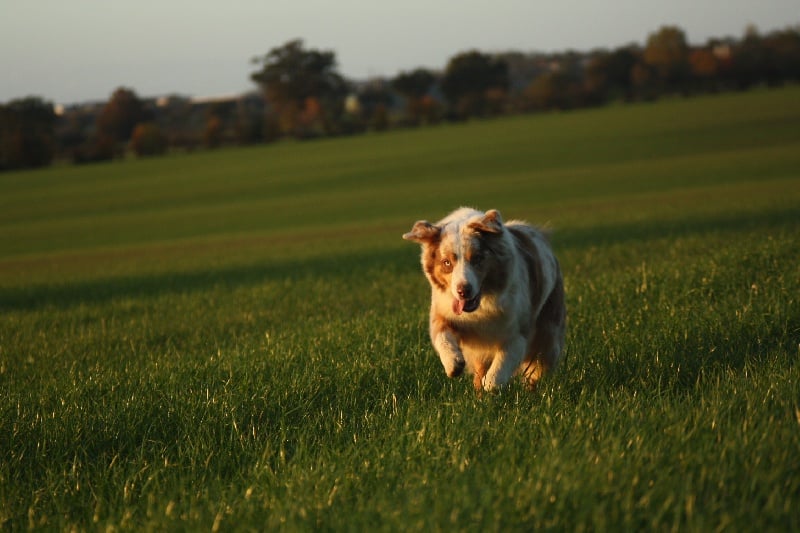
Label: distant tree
xmin=630 ymin=62 xmax=657 ymax=100
xmin=262 ymin=111 xmax=282 ymax=143
xmin=607 ymin=47 xmax=640 ymax=96
xmin=71 ymin=135 xmax=116 ymax=165
xmin=55 ymin=109 xmax=92 ymax=159
xmin=130 ymin=122 xmax=168 ymax=157
xmin=644 ymin=26 xmax=690 ymax=92
xmin=733 ymin=26 xmax=800 ymax=88
xmin=441 ymin=51 xmax=509 ymax=118
xmin=250 ymin=39 xmax=347 ymax=137
xmin=370 ymin=104 xmax=390 ymax=132
xmin=763 ymin=28 xmax=800 ymax=84
xmin=525 ymin=70 xmax=583 ymax=111
xmin=392 ymin=69 xmax=436 ymax=124
xmin=583 ymin=52 xmax=611 ymax=104
xmin=204 ymin=116 xmax=223 ymax=148
xmin=235 ymin=94 xmax=266 ymax=145
xmin=585 ymin=46 xmax=639 ymax=102
xmin=97 ymin=87 xmax=147 ymax=144
xmin=203 ymin=99 xmax=236 ymax=146
xmin=688 ymin=48 xmax=720 ymax=92
xmin=354 ymin=80 xmax=394 ymax=130
xmin=0 ymin=97 xmax=56 ymax=171
xmin=155 ymin=95 xmax=199 ymax=151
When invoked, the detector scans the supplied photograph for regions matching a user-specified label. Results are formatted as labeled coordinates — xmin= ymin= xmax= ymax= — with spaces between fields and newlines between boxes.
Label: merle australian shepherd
xmin=403 ymin=207 xmax=566 ymax=392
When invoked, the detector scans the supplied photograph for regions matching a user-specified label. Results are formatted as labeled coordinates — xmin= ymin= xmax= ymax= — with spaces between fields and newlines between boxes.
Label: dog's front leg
xmin=482 ymin=336 xmax=527 ymax=391
xmin=430 ymin=318 xmax=465 ymax=378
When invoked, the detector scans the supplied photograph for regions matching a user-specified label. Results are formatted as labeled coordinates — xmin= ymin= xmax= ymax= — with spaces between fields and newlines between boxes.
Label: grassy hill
xmin=1 ymin=87 xmax=799 ymax=530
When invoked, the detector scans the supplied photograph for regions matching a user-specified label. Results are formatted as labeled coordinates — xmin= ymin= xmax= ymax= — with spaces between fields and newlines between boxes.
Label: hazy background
xmin=1 ymin=0 xmax=797 ymax=104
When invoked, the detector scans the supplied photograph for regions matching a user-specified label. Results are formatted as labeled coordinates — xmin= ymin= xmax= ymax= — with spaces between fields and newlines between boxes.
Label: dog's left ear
xmin=469 ymin=209 xmax=504 ymax=234
xmin=403 ymin=220 xmax=441 ymax=243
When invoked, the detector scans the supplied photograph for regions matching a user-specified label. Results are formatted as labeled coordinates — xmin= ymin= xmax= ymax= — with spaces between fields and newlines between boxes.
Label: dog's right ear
xmin=402 ymin=221 xmax=441 ymax=243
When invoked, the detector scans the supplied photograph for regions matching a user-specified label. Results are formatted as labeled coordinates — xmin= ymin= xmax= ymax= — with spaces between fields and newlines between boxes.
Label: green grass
xmin=2 ymin=87 xmax=799 ymax=530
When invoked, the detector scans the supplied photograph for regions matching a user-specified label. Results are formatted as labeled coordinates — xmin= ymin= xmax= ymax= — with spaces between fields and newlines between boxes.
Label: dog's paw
xmin=481 ymin=373 xmax=505 ymax=392
xmin=445 ymin=358 xmax=465 ymax=378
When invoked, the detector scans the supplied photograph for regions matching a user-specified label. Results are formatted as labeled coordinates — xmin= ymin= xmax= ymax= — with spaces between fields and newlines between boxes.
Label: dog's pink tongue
xmin=453 ymin=298 xmax=465 ymax=315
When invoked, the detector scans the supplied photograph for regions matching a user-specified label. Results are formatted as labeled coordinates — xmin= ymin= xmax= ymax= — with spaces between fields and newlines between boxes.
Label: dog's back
xmin=506 ymin=222 xmax=566 ymax=383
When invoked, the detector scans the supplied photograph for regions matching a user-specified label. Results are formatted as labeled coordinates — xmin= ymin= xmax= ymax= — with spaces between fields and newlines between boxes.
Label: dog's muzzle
xmin=453 ymin=294 xmax=481 ymax=315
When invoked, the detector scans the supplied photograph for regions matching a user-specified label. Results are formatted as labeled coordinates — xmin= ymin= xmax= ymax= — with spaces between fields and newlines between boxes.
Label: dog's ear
xmin=403 ymin=220 xmax=441 ymax=243
xmin=468 ymin=209 xmax=503 ymax=234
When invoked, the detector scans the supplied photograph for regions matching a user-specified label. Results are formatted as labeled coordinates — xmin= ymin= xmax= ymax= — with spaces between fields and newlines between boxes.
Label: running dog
xmin=403 ymin=207 xmax=566 ymax=392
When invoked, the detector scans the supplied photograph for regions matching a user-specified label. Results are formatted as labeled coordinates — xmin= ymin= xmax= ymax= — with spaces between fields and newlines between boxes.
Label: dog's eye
xmin=441 ymin=258 xmax=453 ymax=272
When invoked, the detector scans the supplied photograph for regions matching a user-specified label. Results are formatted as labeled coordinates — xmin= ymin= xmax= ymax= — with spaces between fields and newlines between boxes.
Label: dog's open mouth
xmin=453 ymin=294 xmax=481 ymax=315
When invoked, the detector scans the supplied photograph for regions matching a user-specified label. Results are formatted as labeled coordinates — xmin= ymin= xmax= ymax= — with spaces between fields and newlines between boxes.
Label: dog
xmin=403 ymin=207 xmax=566 ymax=392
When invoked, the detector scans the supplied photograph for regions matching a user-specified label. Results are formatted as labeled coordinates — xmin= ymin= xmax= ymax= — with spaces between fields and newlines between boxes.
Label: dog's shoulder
xmin=504 ymin=220 xmax=552 ymax=252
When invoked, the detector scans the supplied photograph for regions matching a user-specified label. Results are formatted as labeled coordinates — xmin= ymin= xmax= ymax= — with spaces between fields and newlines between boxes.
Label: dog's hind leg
xmin=524 ymin=273 xmax=567 ymax=390
xmin=522 ymin=319 xmax=566 ymax=390
xmin=520 ymin=357 xmax=547 ymax=391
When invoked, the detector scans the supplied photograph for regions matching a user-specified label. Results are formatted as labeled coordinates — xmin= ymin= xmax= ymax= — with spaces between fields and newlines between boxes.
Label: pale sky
xmin=1 ymin=0 xmax=797 ymax=105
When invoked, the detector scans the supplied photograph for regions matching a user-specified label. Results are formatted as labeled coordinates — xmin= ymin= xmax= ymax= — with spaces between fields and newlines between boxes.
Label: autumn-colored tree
xmin=441 ymin=51 xmax=509 ymax=118
xmin=97 ymin=87 xmax=147 ymax=143
xmin=525 ymin=70 xmax=583 ymax=111
xmin=688 ymin=48 xmax=720 ymax=92
xmin=644 ymin=26 xmax=690 ymax=91
xmin=130 ymin=122 xmax=168 ymax=157
xmin=250 ymin=39 xmax=347 ymax=137
xmin=689 ymin=49 xmax=718 ymax=79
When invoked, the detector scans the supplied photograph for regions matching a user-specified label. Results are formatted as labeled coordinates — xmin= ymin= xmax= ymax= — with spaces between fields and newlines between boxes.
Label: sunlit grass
xmin=1 ymin=87 xmax=799 ymax=530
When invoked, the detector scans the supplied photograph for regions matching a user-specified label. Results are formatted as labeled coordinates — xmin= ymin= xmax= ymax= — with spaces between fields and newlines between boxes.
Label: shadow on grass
xmin=0 ymin=248 xmax=410 ymax=312
xmin=2 ymin=206 xmax=797 ymax=313
xmin=556 ymin=205 xmax=799 ymax=250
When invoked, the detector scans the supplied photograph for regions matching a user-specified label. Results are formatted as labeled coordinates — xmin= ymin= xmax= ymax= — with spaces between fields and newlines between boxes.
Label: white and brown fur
xmin=403 ymin=207 xmax=566 ymax=392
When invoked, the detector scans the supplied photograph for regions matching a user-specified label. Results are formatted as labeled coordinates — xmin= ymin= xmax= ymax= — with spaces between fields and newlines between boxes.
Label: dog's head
xmin=403 ymin=208 xmax=508 ymax=316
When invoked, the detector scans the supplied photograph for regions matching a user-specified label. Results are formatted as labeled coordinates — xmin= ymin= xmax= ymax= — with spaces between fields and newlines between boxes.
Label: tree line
xmin=2 ymin=24 xmax=799 ymax=172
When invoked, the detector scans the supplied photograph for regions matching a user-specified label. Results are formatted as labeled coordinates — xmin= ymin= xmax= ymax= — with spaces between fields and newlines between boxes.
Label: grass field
xmin=1 ymin=87 xmax=799 ymax=530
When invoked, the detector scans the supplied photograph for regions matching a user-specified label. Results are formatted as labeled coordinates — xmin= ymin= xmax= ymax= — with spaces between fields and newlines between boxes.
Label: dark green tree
xmin=354 ymin=81 xmax=394 ymax=131
xmin=525 ymin=70 xmax=584 ymax=111
xmin=643 ymin=26 xmax=690 ymax=92
xmin=441 ymin=51 xmax=509 ymax=118
xmin=250 ymin=39 xmax=347 ymax=137
xmin=130 ymin=122 xmax=168 ymax=157
xmin=97 ymin=87 xmax=147 ymax=143
xmin=585 ymin=46 xmax=640 ymax=102
xmin=763 ymin=28 xmax=800 ymax=85
xmin=0 ymin=97 xmax=56 ymax=171
xmin=392 ymin=68 xmax=436 ymax=124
